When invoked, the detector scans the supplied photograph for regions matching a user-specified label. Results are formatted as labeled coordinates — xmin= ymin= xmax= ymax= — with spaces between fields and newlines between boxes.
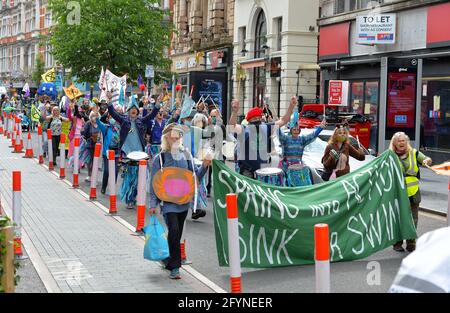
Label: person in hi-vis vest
xmin=389 ymin=132 xmax=432 ymax=252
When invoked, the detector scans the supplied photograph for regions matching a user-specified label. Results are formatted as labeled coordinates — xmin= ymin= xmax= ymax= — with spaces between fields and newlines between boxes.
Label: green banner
xmin=212 ymin=150 xmax=417 ymax=268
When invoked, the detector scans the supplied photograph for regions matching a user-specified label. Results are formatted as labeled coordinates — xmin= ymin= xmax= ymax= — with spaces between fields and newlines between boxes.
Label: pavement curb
xmin=1 ymin=191 xmax=62 ymax=293
xmin=419 ymin=206 xmax=447 ymax=218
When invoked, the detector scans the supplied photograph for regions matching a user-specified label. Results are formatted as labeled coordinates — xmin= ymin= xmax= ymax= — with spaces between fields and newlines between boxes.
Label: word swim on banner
xmin=212 ymin=150 xmax=417 ymax=268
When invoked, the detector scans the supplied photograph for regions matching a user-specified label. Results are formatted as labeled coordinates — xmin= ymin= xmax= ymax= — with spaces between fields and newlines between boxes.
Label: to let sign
xmin=357 ymin=14 xmax=396 ymax=44
xmin=328 ymin=80 xmax=349 ymax=106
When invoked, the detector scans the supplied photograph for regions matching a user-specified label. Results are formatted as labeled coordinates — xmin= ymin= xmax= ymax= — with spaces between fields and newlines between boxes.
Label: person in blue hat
xmin=106 ymin=92 xmax=157 ymax=209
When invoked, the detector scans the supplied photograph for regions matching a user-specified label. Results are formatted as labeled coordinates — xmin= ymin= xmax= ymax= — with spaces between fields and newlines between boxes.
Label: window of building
xmin=254 ymin=10 xmax=267 ymax=59
xmin=45 ymin=45 xmax=53 ymax=68
xmin=334 ymin=0 xmax=384 ymax=14
xmin=13 ymin=46 xmax=20 ymax=70
xmin=28 ymin=45 xmax=35 ymax=72
xmin=44 ymin=12 xmax=52 ymax=28
xmin=238 ymin=26 xmax=246 ymax=54
xmin=421 ymin=78 xmax=450 ymax=152
xmin=253 ymin=10 xmax=268 ymax=107
xmin=275 ymin=17 xmax=282 ymax=52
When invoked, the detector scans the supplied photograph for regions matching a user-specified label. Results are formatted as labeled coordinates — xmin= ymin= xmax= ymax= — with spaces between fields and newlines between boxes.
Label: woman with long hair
xmin=389 ymin=132 xmax=432 ymax=252
xmin=321 ymin=124 xmax=365 ymax=180
xmin=149 ymin=123 xmax=211 ymax=279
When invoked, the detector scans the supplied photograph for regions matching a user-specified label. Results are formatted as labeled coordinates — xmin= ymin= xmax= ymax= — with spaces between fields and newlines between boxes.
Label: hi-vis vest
xmin=404 ymin=149 xmax=419 ymax=197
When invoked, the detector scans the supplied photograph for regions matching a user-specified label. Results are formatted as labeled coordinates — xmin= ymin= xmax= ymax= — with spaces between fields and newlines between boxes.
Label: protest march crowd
xmin=0 ymin=70 xmax=434 ymax=281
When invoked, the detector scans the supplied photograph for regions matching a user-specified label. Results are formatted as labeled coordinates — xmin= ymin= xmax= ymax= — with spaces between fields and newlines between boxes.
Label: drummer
xmin=278 ymin=116 xmax=326 ymax=187
xmin=106 ymin=92 xmax=155 ymax=210
xmin=228 ymin=96 xmax=298 ymax=179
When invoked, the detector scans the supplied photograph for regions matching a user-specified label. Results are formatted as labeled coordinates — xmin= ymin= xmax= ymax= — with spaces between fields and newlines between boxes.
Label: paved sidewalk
xmin=0 ymin=136 xmax=212 ymax=293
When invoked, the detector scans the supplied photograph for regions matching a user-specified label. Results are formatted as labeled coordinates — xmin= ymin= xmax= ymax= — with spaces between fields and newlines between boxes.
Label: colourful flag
xmin=23 ymin=83 xmax=30 ymax=97
xmin=42 ymin=68 xmax=56 ymax=83
xmin=31 ymin=104 xmax=40 ymax=122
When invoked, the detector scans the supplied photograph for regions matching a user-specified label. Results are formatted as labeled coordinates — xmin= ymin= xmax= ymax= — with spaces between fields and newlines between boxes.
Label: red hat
xmin=246 ymin=107 xmax=263 ymax=121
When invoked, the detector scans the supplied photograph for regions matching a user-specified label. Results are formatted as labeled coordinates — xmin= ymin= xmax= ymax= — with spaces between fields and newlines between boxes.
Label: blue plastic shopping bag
xmin=143 ymin=215 xmax=170 ymax=261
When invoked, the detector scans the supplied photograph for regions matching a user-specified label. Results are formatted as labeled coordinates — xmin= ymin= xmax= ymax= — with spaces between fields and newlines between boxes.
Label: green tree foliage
xmin=48 ymin=0 xmax=173 ymax=83
xmin=31 ymin=55 xmax=45 ymax=86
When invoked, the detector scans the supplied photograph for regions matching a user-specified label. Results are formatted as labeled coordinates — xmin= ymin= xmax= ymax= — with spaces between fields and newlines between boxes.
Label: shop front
xmin=319 ymin=3 xmax=450 ymax=161
xmin=170 ymin=53 xmax=204 ymax=92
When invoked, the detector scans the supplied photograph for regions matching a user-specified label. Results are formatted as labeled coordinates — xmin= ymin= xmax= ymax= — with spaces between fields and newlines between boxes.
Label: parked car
xmin=272 ymin=128 xmax=376 ymax=184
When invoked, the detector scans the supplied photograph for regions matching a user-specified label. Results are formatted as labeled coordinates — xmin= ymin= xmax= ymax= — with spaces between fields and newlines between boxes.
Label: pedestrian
xmin=97 ymin=112 xmax=121 ymax=194
xmin=228 ymin=96 xmax=297 ymax=179
xmin=389 ymin=131 xmax=432 ymax=252
xmin=149 ymin=123 xmax=211 ymax=279
xmin=67 ymin=99 xmax=86 ymax=159
xmin=278 ymin=117 xmax=326 ymax=186
xmin=81 ymin=111 xmax=101 ymax=182
xmin=45 ymin=106 xmax=70 ymax=165
xmin=321 ymin=124 xmax=365 ymax=181
xmin=107 ymin=92 xmax=155 ymax=209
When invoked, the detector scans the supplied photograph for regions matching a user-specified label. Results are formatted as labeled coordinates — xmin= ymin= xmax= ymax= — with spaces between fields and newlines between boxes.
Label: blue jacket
xmin=96 ymin=117 xmax=120 ymax=157
xmin=107 ymin=103 xmax=157 ymax=153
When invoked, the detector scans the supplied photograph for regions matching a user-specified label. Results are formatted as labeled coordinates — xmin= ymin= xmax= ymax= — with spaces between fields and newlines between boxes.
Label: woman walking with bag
xmin=148 ymin=123 xmax=211 ymax=279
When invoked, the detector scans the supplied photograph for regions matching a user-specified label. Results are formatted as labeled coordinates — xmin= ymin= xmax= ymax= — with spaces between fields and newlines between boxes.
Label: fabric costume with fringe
xmin=119 ymin=159 xmax=139 ymax=205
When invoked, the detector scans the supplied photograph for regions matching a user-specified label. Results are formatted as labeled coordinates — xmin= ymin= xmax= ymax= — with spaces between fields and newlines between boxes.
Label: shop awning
xmin=319 ymin=22 xmax=350 ymax=60
xmin=239 ymin=58 xmax=266 ymax=69
xmin=427 ymin=2 xmax=450 ymax=48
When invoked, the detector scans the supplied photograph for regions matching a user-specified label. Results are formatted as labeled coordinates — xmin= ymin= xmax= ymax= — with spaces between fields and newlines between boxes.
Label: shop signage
xmin=206 ymin=49 xmax=229 ymax=70
xmin=175 ymin=59 xmax=187 ymax=70
xmin=188 ymin=57 xmax=197 ymax=69
xmin=328 ymin=80 xmax=349 ymax=106
xmin=357 ymin=14 xmax=396 ymax=44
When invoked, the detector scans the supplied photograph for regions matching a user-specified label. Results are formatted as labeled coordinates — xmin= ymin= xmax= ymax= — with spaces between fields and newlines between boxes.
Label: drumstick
xmin=356 ymin=135 xmax=361 ymax=149
xmin=323 ymin=104 xmax=326 ymax=120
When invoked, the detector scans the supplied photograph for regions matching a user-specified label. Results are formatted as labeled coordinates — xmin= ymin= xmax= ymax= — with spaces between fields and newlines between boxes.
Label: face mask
xmin=250 ymin=120 xmax=262 ymax=127
xmin=184 ymin=121 xmax=191 ymax=127
xmin=337 ymin=135 xmax=346 ymax=142
xmin=212 ymin=117 xmax=217 ymax=125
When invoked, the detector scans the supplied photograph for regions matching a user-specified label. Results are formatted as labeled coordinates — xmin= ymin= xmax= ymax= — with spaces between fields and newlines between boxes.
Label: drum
xmin=286 ymin=163 xmax=312 ymax=187
xmin=255 ymin=168 xmax=284 ymax=187
xmin=126 ymin=151 xmax=150 ymax=161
